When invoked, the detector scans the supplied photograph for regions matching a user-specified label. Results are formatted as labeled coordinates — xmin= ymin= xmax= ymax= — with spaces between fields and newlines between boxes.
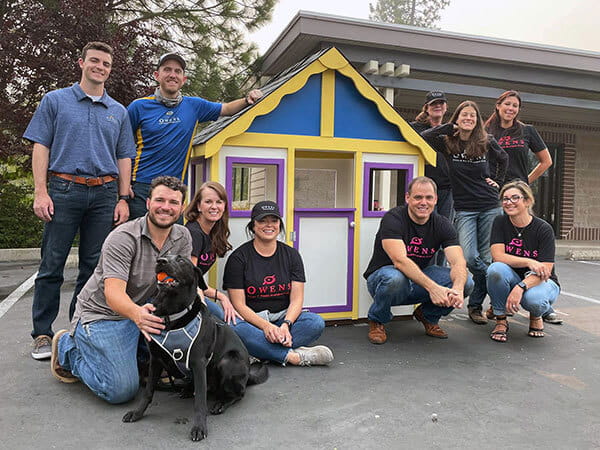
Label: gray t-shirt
xmin=70 ymin=216 xmax=192 ymax=331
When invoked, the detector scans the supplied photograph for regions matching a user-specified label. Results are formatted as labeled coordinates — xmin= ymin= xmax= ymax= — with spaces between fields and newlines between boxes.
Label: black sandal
xmin=528 ymin=317 xmax=545 ymax=338
xmin=490 ymin=317 xmax=509 ymax=343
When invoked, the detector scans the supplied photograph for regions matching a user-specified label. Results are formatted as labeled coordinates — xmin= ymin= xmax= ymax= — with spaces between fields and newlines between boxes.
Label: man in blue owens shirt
xmin=127 ymin=53 xmax=263 ymax=218
xmin=23 ymin=42 xmax=136 ymax=360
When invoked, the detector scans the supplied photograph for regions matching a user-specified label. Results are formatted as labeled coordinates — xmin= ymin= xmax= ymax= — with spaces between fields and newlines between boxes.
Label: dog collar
xmin=159 ymin=303 xmax=194 ymax=323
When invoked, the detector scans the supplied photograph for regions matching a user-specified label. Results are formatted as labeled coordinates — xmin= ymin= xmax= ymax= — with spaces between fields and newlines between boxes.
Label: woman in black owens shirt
xmin=486 ymin=180 xmax=560 ymax=342
xmin=184 ymin=181 xmax=240 ymax=323
xmin=223 ymin=201 xmax=333 ymax=366
xmin=421 ymin=100 xmax=508 ymax=325
xmin=485 ymin=91 xmax=560 ymax=325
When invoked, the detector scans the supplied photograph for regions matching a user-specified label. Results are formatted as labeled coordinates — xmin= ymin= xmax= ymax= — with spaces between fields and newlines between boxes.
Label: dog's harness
xmin=150 ymin=311 xmax=204 ymax=378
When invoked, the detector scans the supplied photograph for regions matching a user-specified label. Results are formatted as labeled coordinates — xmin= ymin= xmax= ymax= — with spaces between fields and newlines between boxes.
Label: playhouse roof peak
xmin=192 ymin=46 xmax=436 ymax=165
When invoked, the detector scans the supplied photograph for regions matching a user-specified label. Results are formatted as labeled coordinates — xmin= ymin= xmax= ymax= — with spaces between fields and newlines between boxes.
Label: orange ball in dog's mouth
xmin=157 ymin=272 xmax=175 ymax=284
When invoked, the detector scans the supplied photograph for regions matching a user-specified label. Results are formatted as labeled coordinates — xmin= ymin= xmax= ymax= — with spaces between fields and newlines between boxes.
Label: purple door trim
xmin=293 ymin=208 xmax=355 ymax=313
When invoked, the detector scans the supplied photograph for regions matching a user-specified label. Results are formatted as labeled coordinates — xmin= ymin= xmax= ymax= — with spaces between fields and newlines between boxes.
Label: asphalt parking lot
xmin=1 ymin=259 xmax=600 ymax=449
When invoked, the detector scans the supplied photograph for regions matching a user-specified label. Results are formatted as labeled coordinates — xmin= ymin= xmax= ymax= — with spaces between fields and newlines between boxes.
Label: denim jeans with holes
xmin=487 ymin=262 xmax=560 ymax=317
xmin=454 ymin=207 xmax=502 ymax=308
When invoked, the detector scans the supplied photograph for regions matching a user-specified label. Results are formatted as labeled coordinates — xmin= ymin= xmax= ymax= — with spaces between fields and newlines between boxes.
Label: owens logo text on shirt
xmin=246 ymin=274 xmax=290 ymax=298
xmin=406 ymin=235 xmax=436 ymax=258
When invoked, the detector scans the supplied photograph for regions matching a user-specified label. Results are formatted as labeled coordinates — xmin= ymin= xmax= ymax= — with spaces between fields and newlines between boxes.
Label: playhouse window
xmin=226 ymin=157 xmax=284 ymax=217
xmin=363 ymin=163 xmax=413 ymax=217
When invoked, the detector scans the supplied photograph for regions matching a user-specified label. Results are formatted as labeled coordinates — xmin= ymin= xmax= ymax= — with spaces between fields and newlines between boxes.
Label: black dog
xmin=122 ymin=255 xmax=268 ymax=441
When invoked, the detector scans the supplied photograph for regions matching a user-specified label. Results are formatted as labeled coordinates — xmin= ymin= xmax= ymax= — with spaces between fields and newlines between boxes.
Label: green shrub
xmin=0 ymin=156 xmax=44 ymax=248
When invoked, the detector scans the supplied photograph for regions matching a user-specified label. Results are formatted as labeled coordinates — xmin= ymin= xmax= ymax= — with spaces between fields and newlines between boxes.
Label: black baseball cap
xmin=251 ymin=201 xmax=282 ymax=221
xmin=157 ymin=53 xmax=186 ymax=70
xmin=425 ymin=91 xmax=447 ymax=105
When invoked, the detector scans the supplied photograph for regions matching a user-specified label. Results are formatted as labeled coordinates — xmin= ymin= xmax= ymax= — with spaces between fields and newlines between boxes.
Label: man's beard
xmin=148 ymin=210 xmax=180 ymax=229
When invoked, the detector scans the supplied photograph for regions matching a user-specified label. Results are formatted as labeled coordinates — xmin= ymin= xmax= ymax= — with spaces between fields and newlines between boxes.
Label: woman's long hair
xmin=184 ymin=181 xmax=232 ymax=257
xmin=484 ymin=90 xmax=524 ymax=137
xmin=414 ymin=103 xmax=431 ymax=124
xmin=444 ymin=100 xmax=489 ymax=158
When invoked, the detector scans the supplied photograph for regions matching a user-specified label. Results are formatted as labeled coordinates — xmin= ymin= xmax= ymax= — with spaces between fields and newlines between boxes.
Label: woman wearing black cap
xmin=411 ymin=92 xmax=453 ymax=222
xmin=411 ymin=91 xmax=453 ymax=266
xmin=222 ymin=201 xmax=334 ymax=366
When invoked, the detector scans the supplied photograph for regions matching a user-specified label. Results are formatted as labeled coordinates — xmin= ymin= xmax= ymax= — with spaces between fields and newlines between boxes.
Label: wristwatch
xmin=118 ymin=194 xmax=129 ymax=201
xmin=282 ymin=319 xmax=293 ymax=330
xmin=517 ymin=281 xmax=528 ymax=292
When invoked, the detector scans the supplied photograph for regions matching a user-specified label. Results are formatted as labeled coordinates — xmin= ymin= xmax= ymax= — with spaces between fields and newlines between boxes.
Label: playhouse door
xmin=293 ymin=210 xmax=354 ymax=314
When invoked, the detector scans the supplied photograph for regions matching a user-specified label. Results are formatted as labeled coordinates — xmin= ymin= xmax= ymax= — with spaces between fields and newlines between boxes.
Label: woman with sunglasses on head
xmin=421 ymin=100 xmax=508 ymax=325
xmin=222 ymin=201 xmax=334 ymax=367
xmin=184 ymin=181 xmax=241 ymax=324
xmin=486 ymin=181 xmax=560 ymax=342
xmin=484 ymin=91 xmax=561 ymax=325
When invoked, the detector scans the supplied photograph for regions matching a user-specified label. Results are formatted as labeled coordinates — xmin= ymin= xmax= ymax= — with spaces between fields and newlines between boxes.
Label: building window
xmin=363 ymin=162 xmax=413 ymax=217
xmin=226 ymin=157 xmax=285 ymax=217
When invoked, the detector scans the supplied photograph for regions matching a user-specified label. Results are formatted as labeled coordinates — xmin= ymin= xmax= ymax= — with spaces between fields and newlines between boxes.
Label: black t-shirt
xmin=363 ymin=205 xmax=459 ymax=279
xmin=410 ymin=121 xmax=451 ymax=190
xmin=223 ymin=240 xmax=306 ymax=313
xmin=490 ymin=124 xmax=546 ymax=183
xmin=421 ymin=124 xmax=508 ymax=212
xmin=490 ymin=214 xmax=559 ymax=285
xmin=185 ymin=221 xmax=216 ymax=274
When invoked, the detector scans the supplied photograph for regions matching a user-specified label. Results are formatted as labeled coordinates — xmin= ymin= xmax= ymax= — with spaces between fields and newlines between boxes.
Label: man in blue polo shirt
xmin=23 ymin=41 xmax=136 ymax=360
xmin=127 ymin=53 xmax=263 ymax=219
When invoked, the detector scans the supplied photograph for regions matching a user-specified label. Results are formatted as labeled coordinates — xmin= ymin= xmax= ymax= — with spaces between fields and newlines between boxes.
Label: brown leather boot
xmin=414 ymin=306 xmax=448 ymax=339
xmin=368 ymin=320 xmax=387 ymax=344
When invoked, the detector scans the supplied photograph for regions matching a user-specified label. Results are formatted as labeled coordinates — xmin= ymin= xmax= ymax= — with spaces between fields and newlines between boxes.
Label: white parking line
xmin=561 ymin=291 xmax=600 ymax=305
xmin=575 ymin=261 xmax=600 ymax=267
xmin=0 ymin=272 xmax=37 ymax=319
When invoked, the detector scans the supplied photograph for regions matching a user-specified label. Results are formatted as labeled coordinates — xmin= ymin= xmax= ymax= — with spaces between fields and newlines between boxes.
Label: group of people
xmin=25 ymin=42 xmax=261 ymax=360
xmin=364 ymin=90 xmax=559 ymax=345
xmin=25 ymin=41 xmax=333 ymax=404
xmin=23 ymin=41 xmax=561 ymax=404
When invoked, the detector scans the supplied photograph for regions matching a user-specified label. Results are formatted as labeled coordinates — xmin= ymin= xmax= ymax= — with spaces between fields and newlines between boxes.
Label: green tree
xmin=0 ymin=0 xmax=276 ymax=159
xmin=109 ymin=0 xmax=276 ymax=101
xmin=369 ymin=0 xmax=450 ymax=28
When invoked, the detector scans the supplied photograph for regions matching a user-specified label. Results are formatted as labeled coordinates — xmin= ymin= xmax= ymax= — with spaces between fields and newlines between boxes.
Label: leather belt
xmin=51 ymin=172 xmax=117 ymax=186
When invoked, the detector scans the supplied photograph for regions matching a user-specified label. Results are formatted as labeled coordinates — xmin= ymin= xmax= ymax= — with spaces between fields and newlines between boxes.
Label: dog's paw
xmin=190 ymin=425 xmax=207 ymax=441
xmin=122 ymin=410 xmax=143 ymax=422
xmin=210 ymin=402 xmax=224 ymax=415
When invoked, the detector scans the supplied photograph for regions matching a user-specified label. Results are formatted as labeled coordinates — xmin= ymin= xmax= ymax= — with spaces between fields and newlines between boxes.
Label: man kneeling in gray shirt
xmin=50 ymin=176 xmax=192 ymax=404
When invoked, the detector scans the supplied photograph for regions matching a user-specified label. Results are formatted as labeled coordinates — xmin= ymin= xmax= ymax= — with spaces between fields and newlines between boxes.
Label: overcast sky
xmin=249 ymin=0 xmax=600 ymax=54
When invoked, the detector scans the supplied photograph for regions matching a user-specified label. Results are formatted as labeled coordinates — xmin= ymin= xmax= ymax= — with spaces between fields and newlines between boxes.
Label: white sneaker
xmin=293 ymin=345 xmax=334 ymax=366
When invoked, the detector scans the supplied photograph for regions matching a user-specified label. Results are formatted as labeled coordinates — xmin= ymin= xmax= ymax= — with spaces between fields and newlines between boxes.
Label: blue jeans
xmin=229 ymin=311 xmax=325 ymax=364
xmin=128 ymin=182 xmax=151 ymax=220
xmin=454 ymin=207 xmax=502 ymax=308
xmin=58 ymin=319 xmax=141 ymax=404
xmin=432 ymin=188 xmax=455 ymax=266
xmin=205 ymin=299 xmax=225 ymax=320
xmin=366 ymin=265 xmax=474 ymax=324
xmin=487 ymin=262 xmax=560 ymax=317
xmin=32 ymin=177 xmax=116 ymax=338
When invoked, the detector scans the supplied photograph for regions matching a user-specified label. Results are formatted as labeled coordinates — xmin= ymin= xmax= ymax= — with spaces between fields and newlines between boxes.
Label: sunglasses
xmin=501 ymin=195 xmax=524 ymax=204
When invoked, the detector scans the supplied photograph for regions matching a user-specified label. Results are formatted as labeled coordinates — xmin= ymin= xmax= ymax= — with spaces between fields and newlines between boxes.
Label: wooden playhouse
xmin=188 ymin=47 xmax=436 ymax=320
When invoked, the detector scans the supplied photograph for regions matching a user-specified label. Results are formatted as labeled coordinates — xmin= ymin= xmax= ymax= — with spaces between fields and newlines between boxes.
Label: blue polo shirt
xmin=127 ymin=96 xmax=222 ymax=183
xmin=23 ymin=83 xmax=136 ymax=177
